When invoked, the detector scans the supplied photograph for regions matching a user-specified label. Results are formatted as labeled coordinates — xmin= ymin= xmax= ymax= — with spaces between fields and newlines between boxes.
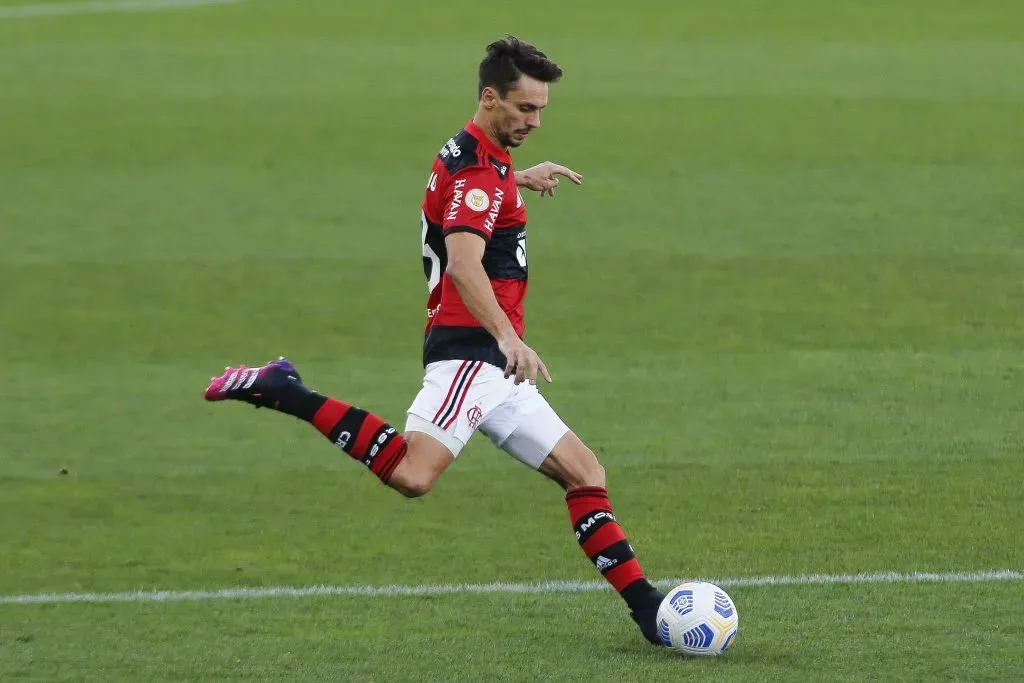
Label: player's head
xmin=477 ymin=35 xmax=562 ymax=149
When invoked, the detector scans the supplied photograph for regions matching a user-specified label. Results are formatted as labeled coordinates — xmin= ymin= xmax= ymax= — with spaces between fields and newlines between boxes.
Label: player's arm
xmin=514 ymin=161 xmax=583 ymax=197
xmin=445 ymin=233 xmax=516 ymax=343
xmin=445 ymin=233 xmax=551 ymax=385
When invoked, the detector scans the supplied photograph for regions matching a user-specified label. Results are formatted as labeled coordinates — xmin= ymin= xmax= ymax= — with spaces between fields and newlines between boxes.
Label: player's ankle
xmin=274 ymin=381 xmax=326 ymax=421
xmin=621 ymin=579 xmax=662 ymax=611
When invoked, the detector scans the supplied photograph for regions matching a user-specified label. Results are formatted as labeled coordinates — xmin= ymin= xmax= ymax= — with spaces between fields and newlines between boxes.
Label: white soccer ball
xmin=657 ymin=581 xmax=739 ymax=655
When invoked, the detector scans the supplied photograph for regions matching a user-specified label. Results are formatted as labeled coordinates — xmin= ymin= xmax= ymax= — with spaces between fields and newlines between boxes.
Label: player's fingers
xmin=551 ymin=164 xmax=581 ymax=182
xmin=517 ymin=354 xmax=531 ymax=385
xmin=538 ymin=358 xmax=552 ymax=383
xmin=507 ymin=349 xmax=522 ymax=382
xmin=554 ymin=165 xmax=583 ymax=184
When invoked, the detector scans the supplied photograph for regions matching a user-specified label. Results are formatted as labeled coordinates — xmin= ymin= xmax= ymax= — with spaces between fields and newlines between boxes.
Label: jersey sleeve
xmin=441 ymin=166 xmax=503 ymax=240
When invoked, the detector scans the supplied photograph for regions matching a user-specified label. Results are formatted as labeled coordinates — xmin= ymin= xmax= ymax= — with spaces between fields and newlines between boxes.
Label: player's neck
xmin=471 ymin=113 xmax=509 ymax=154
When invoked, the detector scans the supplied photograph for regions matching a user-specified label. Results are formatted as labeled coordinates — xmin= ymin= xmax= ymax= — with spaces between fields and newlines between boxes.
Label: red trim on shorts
xmin=432 ymin=360 xmax=470 ymax=423
xmin=443 ymin=361 xmax=484 ymax=430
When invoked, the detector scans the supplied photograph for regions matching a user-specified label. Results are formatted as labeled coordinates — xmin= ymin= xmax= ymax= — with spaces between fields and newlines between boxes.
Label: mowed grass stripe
xmin=0 ymin=0 xmax=244 ymax=20
xmin=2 ymin=570 xmax=1020 ymax=605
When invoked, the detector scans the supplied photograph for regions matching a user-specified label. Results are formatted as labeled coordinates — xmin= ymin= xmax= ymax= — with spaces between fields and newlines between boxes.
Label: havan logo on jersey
xmin=483 ymin=188 xmax=505 ymax=232
xmin=446 ymin=178 xmax=467 ymax=221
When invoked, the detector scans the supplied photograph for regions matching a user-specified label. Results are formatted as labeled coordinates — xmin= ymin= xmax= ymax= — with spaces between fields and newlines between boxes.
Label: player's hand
xmin=515 ymin=161 xmax=582 ymax=198
xmin=498 ymin=335 xmax=552 ymax=385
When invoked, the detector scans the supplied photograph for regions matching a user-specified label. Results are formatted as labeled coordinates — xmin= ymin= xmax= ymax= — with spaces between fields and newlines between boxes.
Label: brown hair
xmin=478 ymin=35 xmax=563 ymax=98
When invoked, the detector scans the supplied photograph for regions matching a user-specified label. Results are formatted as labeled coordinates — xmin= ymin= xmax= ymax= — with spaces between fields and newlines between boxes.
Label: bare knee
xmin=386 ymin=433 xmax=453 ymax=498
xmin=391 ymin=474 xmax=434 ymax=498
xmin=539 ymin=432 xmax=607 ymax=491
xmin=387 ymin=461 xmax=439 ymax=498
xmin=567 ymin=455 xmax=605 ymax=490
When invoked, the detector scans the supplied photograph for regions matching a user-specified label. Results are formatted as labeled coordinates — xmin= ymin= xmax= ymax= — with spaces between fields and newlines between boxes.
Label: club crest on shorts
xmin=467 ymin=404 xmax=483 ymax=429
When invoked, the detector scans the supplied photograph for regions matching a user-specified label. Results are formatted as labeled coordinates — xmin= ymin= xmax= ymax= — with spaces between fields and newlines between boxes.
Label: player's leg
xmin=386 ymin=431 xmax=454 ymax=498
xmin=479 ymin=391 xmax=666 ymax=646
xmin=538 ymin=431 xmax=665 ymax=645
xmin=535 ymin=430 xmax=604 ymax=490
xmin=203 ymin=357 xmax=454 ymax=495
xmin=398 ymin=359 xmax=512 ymax=496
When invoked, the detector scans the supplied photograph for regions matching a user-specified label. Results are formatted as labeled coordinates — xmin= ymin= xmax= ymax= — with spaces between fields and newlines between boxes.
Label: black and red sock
xmin=566 ymin=486 xmax=659 ymax=610
xmin=272 ymin=382 xmax=407 ymax=483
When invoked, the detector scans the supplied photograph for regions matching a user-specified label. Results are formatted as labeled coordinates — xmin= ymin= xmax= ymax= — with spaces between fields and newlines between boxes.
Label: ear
xmin=480 ymin=86 xmax=500 ymax=109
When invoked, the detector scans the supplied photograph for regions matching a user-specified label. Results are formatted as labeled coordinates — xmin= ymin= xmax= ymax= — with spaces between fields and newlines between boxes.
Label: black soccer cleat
xmin=628 ymin=584 xmax=668 ymax=646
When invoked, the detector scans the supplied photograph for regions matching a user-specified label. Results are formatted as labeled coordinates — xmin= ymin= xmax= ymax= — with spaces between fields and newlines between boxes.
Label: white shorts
xmin=405 ymin=359 xmax=570 ymax=469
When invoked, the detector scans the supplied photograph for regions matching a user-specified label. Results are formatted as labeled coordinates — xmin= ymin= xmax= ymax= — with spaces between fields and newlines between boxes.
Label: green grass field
xmin=2 ymin=0 xmax=1022 ymax=680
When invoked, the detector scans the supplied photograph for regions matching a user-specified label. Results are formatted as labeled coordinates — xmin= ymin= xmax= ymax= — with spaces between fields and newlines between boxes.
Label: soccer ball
xmin=657 ymin=581 xmax=739 ymax=656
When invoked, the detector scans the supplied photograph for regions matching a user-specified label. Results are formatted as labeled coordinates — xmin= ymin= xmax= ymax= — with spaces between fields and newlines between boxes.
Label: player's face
xmin=489 ymin=75 xmax=548 ymax=149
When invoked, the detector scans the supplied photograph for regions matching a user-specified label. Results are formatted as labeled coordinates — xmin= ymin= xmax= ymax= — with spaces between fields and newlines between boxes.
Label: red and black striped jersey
xmin=420 ymin=120 xmax=528 ymax=369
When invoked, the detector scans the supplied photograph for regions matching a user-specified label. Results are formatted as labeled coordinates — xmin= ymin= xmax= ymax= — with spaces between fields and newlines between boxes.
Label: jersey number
xmin=421 ymin=211 xmax=441 ymax=292
xmin=516 ymin=237 xmax=527 ymax=268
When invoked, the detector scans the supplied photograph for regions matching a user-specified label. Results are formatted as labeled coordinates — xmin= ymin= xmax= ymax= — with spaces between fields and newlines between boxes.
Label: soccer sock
xmin=566 ymin=486 xmax=659 ymax=611
xmin=271 ymin=381 xmax=408 ymax=484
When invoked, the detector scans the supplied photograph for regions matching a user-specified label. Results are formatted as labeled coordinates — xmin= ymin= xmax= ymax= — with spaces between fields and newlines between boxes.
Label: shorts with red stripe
xmin=405 ymin=359 xmax=569 ymax=468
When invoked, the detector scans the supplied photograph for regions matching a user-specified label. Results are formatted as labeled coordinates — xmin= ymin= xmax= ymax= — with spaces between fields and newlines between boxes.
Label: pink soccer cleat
xmin=203 ymin=357 xmax=303 ymax=409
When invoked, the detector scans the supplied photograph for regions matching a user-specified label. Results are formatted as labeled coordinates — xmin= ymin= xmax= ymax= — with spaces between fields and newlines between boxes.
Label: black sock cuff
xmin=620 ymin=578 xmax=660 ymax=610
xmin=277 ymin=382 xmax=328 ymax=422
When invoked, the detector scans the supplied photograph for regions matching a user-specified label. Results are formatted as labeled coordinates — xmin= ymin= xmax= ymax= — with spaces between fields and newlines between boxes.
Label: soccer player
xmin=204 ymin=35 xmax=666 ymax=645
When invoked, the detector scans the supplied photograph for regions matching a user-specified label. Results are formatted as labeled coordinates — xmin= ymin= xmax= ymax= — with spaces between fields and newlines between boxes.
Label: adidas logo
xmin=595 ymin=555 xmax=617 ymax=571
xmin=223 ymin=368 xmax=259 ymax=392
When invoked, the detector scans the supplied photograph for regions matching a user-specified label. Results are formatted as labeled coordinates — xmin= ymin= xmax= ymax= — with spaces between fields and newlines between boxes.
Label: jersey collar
xmin=466 ymin=119 xmax=512 ymax=164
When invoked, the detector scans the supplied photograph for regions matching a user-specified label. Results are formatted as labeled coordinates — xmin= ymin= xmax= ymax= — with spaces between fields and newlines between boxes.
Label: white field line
xmin=1 ymin=570 xmax=1020 ymax=606
xmin=0 ymin=0 xmax=244 ymax=19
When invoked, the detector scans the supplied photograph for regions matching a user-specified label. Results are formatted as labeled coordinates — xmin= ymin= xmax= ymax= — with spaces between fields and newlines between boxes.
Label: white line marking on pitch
xmin=0 ymin=0 xmax=244 ymax=19
xmin=1 ymin=570 xmax=1019 ymax=606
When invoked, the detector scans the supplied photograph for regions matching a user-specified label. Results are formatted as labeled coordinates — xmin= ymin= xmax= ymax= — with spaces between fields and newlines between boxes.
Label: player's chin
xmin=508 ymin=131 xmax=530 ymax=147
